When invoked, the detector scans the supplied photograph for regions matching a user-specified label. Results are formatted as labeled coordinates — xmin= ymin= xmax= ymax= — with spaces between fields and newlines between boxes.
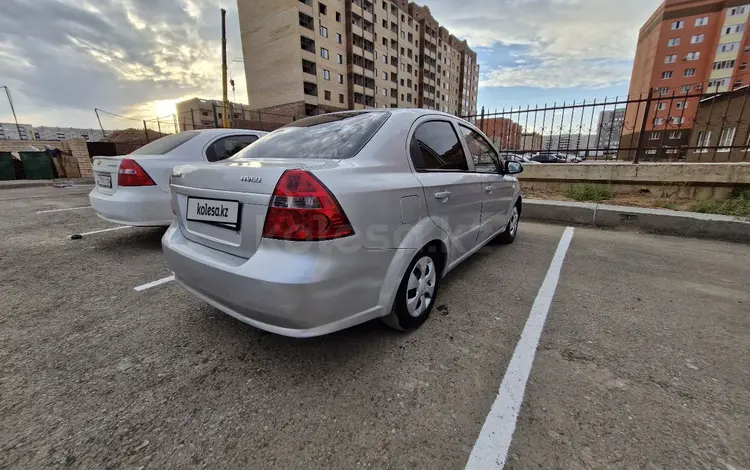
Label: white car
xmin=89 ymin=129 xmax=267 ymax=226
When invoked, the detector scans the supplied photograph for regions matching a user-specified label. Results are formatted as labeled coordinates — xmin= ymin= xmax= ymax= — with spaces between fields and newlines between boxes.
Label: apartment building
xmin=237 ymin=0 xmax=479 ymax=117
xmin=596 ymin=108 xmax=626 ymax=150
xmin=176 ymin=97 xmax=256 ymax=130
xmin=625 ymin=0 xmax=750 ymax=153
xmin=0 ymin=122 xmax=34 ymax=140
xmin=477 ymin=117 xmax=521 ymax=150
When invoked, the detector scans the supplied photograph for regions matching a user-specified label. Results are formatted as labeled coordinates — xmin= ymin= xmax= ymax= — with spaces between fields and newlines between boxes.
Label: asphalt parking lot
xmin=1 ymin=185 xmax=748 ymax=469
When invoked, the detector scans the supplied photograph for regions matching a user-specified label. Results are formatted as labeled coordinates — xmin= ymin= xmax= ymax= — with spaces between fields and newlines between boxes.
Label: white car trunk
xmin=170 ymin=158 xmax=339 ymax=259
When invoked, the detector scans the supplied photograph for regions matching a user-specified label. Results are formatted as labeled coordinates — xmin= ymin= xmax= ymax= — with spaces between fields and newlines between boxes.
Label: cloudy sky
xmin=0 ymin=0 xmax=660 ymax=130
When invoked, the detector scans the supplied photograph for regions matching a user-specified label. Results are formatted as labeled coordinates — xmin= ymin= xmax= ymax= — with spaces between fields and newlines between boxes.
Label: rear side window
xmin=410 ymin=121 xmax=468 ymax=171
xmin=206 ymin=134 xmax=259 ymax=162
xmin=130 ymin=131 xmax=200 ymax=155
xmin=232 ymin=112 xmax=390 ymax=160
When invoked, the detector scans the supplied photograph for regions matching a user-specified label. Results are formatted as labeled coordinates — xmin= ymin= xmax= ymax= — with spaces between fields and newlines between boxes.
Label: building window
xmin=382 ymin=71 xmax=387 ymax=79
xmin=337 ymin=54 xmax=343 ymax=64
xmin=321 ymin=47 xmax=329 ymax=59
xmin=319 ymin=2 xmax=327 ymax=15
xmin=667 ymin=37 xmax=680 ymax=47
xmin=684 ymin=68 xmax=696 ymax=77
xmin=695 ymin=16 xmax=709 ymax=26
xmin=681 ymin=85 xmax=691 ymax=93
xmin=670 ymin=116 xmax=685 ymax=125
xmin=339 ymin=93 xmax=344 ymax=104
xmin=654 ymin=117 xmax=665 ymax=126
xmin=729 ymin=5 xmax=747 ymax=16
xmin=320 ymin=25 xmax=328 ymax=38
xmin=713 ymin=59 xmax=736 ymax=70
xmin=691 ymin=34 xmax=704 ymax=43
xmin=336 ymin=32 xmax=342 ymax=44
xmin=301 ymin=35 xmax=316 ymax=53
xmin=662 ymin=71 xmax=673 ymax=79
xmin=724 ymin=24 xmax=746 ymax=35
xmin=741 ymin=63 xmax=748 ymax=71
xmin=697 ymin=131 xmax=712 ymax=152
xmin=323 ymin=69 xmax=331 ymax=80
xmin=303 ymin=81 xmax=318 ymax=96
xmin=381 ymin=88 xmax=387 ymax=96
xmin=657 ymin=102 xmax=667 ymax=110
xmin=676 ymin=101 xmax=687 ymax=109
xmin=686 ymin=51 xmax=700 ymax=61
xmin=671 ymin=20 xmax=684 ymax=30
xmin=650 ymin=132 xmax=660 ymax=140
xmin=665 ymin=54 xmax=677 ymax=64
xmin=336 ymin=11 xmax=341 ymax=22
xmin=646 ymin=149 xmax=657 ymax=155
xmin=718 ymin=127 xmax=736 ymax=151
xmin=382 ymin=55 xmax=387 ymax=64
xmin=669 ymin=131 xmax=682 ymax=139
xmin=302 ymin=59 xmax=317 ymax=75
xmin=708 ymin=78 xmax=730 ymax=88
xmin=324 ymin=90 xmax=331 ymax=101
xmin=338 ymin=74 xmax=344 ymax=84
xmin=718 ymin=42 xmax=740 ymax=53
xmin=299 ymin=12 xmax=314 ymax=30
xmin=299 ymin=0 xmax=312 ymax=5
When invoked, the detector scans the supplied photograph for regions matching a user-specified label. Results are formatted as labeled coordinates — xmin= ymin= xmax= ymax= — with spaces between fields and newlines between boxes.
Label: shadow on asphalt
xmin=93 ymin=227 xmax=168 ymax=252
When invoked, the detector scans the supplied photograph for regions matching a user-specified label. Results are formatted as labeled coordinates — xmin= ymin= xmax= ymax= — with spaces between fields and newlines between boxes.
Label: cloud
xmin=422 ymin=0 xmax=658 ymax=89
xmin=0 ymin=0 xmax=245 ymax=128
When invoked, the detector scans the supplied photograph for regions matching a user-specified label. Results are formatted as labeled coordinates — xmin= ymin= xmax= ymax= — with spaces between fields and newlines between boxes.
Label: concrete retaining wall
xmin=519 ymin=162 xmax=750 ymax=199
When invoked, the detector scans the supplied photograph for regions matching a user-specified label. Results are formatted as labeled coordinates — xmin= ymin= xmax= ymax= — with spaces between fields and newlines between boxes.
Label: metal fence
xmin=461 ymin=82 xmax=750 ymax=163
xmin=93 ymin=106 xmax=297 ymax=156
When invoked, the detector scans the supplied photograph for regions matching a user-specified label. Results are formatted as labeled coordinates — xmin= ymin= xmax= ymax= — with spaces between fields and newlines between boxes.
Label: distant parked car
xmin=89 ymin=129 xmax=267 ymax=226
xmin=504 ymin=153 xmax=540 ymax=165
xmin=530 ymin=153 xmax=565 ymax=163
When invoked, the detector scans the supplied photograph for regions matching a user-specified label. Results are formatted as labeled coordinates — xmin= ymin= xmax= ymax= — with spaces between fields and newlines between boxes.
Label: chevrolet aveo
xmin=162 ymin=109 xmax=523 ymax=337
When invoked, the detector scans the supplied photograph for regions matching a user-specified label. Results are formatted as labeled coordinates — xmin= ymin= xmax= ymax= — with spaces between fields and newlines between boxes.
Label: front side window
xmin=410 ymin=121 xmax=469 ymax=171
xmin=206 ymin=135 xmax=259 ymax=162
xmin=459 ymin=125 xmax=500 ymax=173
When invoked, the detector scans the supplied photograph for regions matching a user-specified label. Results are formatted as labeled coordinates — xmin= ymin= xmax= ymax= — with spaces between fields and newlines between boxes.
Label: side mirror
xmin=505 ymin=161 xmax=523 ymax=175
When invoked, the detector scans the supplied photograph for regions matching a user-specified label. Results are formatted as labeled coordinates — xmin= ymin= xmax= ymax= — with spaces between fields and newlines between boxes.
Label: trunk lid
xmin=170 ymin=158 xmax=340 ymax=259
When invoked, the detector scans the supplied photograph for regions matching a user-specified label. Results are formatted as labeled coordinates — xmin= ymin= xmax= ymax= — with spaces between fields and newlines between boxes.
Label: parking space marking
xmin=37 ymin=206 xmax=91 ymax=214
xmin=68 ymin=226 xmax=131 ymax=238
xmin=134 ymin=275 xmax=175 ymax=292
xmin=466 ymin=227 xmax=575 ymax=470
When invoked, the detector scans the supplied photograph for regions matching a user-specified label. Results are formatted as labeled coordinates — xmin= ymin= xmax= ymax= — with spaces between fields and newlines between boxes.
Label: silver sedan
xmin=162 ymin=109 xmax=523 ymax=337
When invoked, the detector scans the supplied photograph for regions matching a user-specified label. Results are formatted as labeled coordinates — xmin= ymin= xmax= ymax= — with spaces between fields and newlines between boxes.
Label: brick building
xmin=624 ymin=0 xmax=750 ymax=158
xmin=477 ymin=117 xmax=522 ymax=150
xmin=237 ymin=0 xmax=479 ymax=117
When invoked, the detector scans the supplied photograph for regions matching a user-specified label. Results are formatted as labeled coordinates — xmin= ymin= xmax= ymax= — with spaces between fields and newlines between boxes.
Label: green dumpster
xmin=0 ymin=152 xmax=15 ymax=181
xmin=19 ymin=152 xmax=54 ymax=180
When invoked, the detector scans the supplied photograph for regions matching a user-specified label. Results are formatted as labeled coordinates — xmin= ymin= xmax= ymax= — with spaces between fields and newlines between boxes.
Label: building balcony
xmin=304 ymin=94 xmax=319 ymax=105
xmin=302 ymin=71 xmax=317 ymax=83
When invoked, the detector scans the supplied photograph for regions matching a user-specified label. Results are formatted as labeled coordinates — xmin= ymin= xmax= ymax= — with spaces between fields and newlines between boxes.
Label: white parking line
xmin=466 ymin=226 xmax=575 ymax=470
xmin=68 ymin=226 xmax=131 ymax=238
xmin=134 ymin=275 xmax=175 ymax=292
xmin=37 ymin=206 xmax=91 ymax=214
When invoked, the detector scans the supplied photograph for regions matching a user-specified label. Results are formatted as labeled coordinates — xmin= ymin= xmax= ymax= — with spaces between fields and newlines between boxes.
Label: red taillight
xmin=262 ymin=170 xmax=354 ymax=241
xmin=118 ymin=159 xmax=155 ymax=186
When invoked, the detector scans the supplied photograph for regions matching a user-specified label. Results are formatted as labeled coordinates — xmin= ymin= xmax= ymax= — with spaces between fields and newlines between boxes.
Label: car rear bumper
xmin=162 ymin=224 xmax=405 ymax=337
xmin=89 ymin=187 xmax=173 ymax=226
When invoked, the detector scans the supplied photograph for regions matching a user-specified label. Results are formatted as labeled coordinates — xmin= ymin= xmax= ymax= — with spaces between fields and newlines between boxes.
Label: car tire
xmin=383 ymin=248 xmax=441 ymax=332
xmin=495 ymin=203 xmax=521 ymax=245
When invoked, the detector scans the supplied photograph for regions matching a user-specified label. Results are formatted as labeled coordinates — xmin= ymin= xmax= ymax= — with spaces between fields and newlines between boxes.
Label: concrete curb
xmin=0 ymin=177 xmax=94 ymax=190
xmin=524 ymin=199 xmax=750 ymax=243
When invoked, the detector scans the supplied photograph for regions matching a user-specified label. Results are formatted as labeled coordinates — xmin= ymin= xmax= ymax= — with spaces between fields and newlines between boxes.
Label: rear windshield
xmin=231 ymin=112 xmax=390 ymax=160
xmin=129 ymin=131 xmax=200 ymax=155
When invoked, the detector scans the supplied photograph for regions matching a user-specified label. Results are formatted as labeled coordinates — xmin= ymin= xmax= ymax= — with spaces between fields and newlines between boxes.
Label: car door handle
xmin=434 ymin=191 xmax=451 ymax=200
xmin=484 ymin=185 xmax=495 ymax=193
